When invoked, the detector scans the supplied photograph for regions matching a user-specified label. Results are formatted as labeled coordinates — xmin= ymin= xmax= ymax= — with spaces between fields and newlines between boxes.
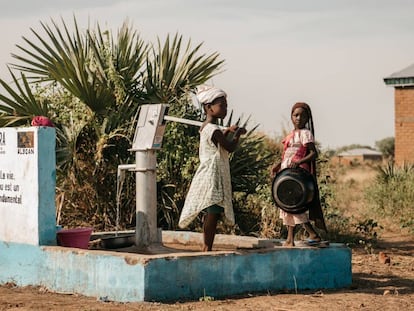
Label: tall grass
xmin=365 ymin=162 xmax=414 ymax=233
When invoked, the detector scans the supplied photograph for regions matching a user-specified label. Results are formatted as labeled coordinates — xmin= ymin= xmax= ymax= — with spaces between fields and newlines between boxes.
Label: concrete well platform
xmin=0 ymin=230 xmax=352 ymax=302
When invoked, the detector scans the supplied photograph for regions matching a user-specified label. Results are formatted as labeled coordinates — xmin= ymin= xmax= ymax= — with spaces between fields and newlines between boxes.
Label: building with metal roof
xmin=384 ymin=63 xmax=414 ymax=165
xmin=333 ymin=148 xmax=383 ymax=165
xmin=384 ymin=63 xmax=414 ymax=87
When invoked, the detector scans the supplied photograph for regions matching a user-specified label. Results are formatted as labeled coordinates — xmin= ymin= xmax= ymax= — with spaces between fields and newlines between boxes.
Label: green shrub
xmin=365 ymin=162 xmax=414 ymax=233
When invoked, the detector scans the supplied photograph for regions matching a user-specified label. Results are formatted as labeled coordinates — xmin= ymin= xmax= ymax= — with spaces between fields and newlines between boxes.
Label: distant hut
xmin=332 ymin=148 xmax=383 ymax=165
xmin=384 ymin=63 xmax=414 ymax=166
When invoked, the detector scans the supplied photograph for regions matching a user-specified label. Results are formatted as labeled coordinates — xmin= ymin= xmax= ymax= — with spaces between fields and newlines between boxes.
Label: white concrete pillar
xmin=0 ymin=127 xmax=56 ymax=245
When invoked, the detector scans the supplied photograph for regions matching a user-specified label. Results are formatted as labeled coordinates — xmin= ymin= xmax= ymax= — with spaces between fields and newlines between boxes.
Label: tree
xmin=375 ymin=137 xmax=395 ymax=159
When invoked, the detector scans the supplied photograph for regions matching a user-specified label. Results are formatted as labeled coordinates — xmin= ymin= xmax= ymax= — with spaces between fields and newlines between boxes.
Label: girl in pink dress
xmin=271 ymin=102 xmax=327 ymax=247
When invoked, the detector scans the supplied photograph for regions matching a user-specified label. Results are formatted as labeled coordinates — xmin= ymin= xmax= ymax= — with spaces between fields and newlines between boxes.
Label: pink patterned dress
xmin=279 ymin=129 xmax=314 ymax=226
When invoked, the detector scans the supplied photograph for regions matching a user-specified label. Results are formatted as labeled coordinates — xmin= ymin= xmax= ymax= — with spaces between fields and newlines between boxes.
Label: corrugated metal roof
xmin=386 ymin=63 xmax=414 ymax=78
xmin=337 ymin=148 xmax=382 ymax=157
xmin=384 ymin=63 xmax=414 ymax=86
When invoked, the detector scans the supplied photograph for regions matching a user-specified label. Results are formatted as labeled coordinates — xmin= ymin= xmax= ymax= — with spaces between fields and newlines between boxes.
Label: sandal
xmin=304 ymin=239 xmax=320 ymax=246
xmin=304 ymin=239 xmax=330 ymax=247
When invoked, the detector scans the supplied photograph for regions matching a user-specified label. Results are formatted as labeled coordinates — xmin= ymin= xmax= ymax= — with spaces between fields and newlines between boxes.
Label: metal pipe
xmin=164 ymin=115 xmax=227 ymax=130
xmin=163 ymin=115 xmax=203 ymax=127
xmin=135 ymin=150 xmax=159 ymax=248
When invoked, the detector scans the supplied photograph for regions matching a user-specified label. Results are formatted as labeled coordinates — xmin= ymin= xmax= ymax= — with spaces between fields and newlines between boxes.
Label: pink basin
xmin=57 ymin=227 xmax=93 ymax=249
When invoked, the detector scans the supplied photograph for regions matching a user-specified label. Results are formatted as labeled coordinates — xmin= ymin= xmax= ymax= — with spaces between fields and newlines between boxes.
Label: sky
xmin=1 ymin=0 xmax=414 ymax=149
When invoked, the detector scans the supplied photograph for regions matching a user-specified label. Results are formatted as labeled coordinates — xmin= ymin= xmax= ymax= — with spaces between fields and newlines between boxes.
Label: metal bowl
xmin=100 ymin=234 xmax=135 ymax=249
xmin=271 ymin=167 xmax=315 ymax=214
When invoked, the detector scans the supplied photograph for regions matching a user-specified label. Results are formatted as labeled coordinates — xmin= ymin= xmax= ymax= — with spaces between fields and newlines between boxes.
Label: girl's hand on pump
xmin=217 ymin=125 xmax=246 ymax=152
xmin=224 ymin=125 xmax=246 ymax=137
xmin=234 ymin=126 xmax=247 ymax=137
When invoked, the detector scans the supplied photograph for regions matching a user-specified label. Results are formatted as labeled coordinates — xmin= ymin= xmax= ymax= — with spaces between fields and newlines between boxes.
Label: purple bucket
xmin=57 ymin=227 xmax=93 ymax=249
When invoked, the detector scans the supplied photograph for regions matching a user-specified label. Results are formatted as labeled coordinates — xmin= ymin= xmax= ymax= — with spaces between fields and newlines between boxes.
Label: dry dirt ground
xmin=1 ymin=166 xmax=413 ymax=311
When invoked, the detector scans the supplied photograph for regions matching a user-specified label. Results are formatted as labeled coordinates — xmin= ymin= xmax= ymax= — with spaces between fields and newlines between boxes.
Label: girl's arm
xmin=290 ymin=142 xmax=318 ymax=168
xmin=212 ymin=125 xmax=246 ymax=152
xmin=270 ymin=162 xmax=281 ymax=177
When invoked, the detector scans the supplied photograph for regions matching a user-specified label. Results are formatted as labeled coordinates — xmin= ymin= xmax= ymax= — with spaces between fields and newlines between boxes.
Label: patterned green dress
xmin=178 ymin=123 xmax=234 ymax=228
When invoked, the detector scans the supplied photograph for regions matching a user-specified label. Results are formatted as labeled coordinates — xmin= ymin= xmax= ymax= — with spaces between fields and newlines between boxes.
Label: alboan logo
xmin=17 ymin=131 xmax=35 ymax=154
xmin=0 ymin=131 xmax=5 ymax=154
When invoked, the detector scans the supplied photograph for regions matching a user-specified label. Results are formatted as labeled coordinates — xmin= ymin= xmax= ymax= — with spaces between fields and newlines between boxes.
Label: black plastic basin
xmin=271 ymin=167 xmax=315 ymax=214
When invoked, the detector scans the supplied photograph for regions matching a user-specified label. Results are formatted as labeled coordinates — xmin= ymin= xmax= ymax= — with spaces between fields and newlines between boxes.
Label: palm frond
xmin=0 ymin=69 xmax=50 ymax=126
xmin=144 ymin=33 xmax=224 ymax=103
xmin=10 ymin=16 xmax=115 ymax=112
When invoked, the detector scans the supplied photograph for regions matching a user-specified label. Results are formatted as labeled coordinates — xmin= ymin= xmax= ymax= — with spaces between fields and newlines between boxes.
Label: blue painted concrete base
xmin=0 ymin=238 xmax=352 ymax=302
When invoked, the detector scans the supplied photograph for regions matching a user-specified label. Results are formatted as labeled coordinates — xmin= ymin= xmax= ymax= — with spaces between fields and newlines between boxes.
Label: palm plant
xmin=0 ymin=16 xmax=227 ymax=230
xmin=9 ymin=18 xmax=149 ymax=162
xmin=0 ymin=18 xmax=146 ymax=229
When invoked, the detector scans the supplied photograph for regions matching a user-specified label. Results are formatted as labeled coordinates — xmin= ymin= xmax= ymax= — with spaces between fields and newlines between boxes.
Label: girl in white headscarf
xmin=178 ymin=85 xmax=246 ymax=251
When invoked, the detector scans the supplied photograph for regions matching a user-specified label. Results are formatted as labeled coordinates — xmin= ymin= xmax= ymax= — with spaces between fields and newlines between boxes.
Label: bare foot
xmin=202 ymin=245 xmax=211 ymax=252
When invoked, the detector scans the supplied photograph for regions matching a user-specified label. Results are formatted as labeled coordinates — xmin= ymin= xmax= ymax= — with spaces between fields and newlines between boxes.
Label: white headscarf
xmin=196 ymin=85 xmax=227 ymax=105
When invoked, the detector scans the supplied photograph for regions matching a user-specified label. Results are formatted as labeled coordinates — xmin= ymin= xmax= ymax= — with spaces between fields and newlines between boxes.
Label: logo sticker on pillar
xmin=17 ymin=131 xmax=35 ymax=155
xmin=0 ymin=131 xmax=5 ymax=155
